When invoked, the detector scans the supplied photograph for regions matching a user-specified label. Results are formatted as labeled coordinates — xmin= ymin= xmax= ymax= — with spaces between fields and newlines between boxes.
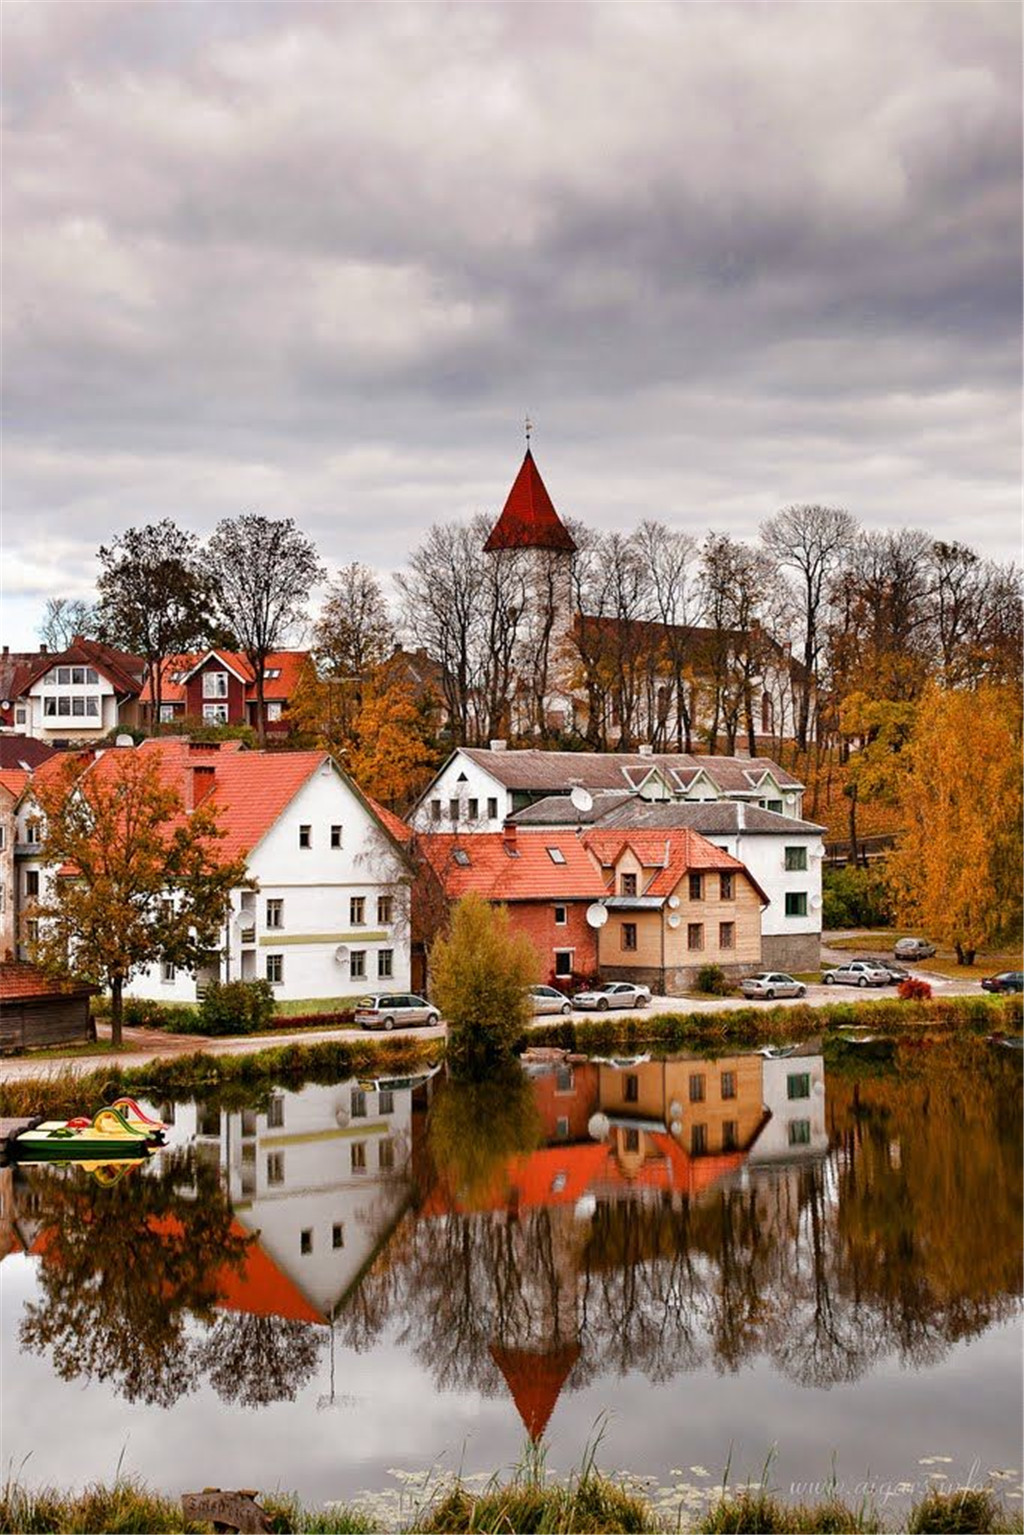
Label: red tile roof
xmin=491 ymin=1343 xmax=580 ymax=1441
xmin=419 ymin=831 xmax=607 ymax=901
xmin=0 ymin=961 xmax=97 ymax=1002
xmin=0 ymin=768 xmax=30 ymax=801
xmin=582 ymin=826 xmax=756 ymax=899
xmin=367 ymin=797 xmax=412 ymax=845
xmin=18 ymin=637 xmax=146 ymax=696
xmin=0 ymin=737 xmax=55 ymax=771
xmin=143 ymin=650 xmax=310 ymax=705
xmin=482 ymin=449 xmax=577 ymax=554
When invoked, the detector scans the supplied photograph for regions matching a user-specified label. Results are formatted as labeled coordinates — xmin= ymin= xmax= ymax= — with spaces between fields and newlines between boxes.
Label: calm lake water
xmin=1 ymin=1037 xmax=1021 ymax=1523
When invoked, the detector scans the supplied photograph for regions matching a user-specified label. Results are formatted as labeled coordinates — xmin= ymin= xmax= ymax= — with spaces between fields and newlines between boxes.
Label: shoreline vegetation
xmin=1 ymin=1468 xmax=1021 ymax=1535
xmin=0 ymin=995 xmax=1019 ymax=1121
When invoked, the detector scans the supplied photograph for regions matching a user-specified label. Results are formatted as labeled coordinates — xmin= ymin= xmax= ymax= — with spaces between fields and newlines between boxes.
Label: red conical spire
xmin=483 ymin=450 xmax=577 ymax=554
xmin=490 ymin=1342 xmax=581 ymax=1441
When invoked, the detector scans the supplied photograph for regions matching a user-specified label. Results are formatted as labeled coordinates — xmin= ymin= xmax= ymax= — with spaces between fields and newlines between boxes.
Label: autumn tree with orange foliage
xmin=347 ymin=659 xmax=437 ymax=811
xmin=887 ymin=684 xmax=1023 ymax=964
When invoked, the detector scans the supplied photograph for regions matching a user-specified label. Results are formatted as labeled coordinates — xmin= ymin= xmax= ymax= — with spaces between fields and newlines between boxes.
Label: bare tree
xmin=208 ymin=515 xmax=324 ymax=745
xmin=38 ymin=597 xmax=99 ymax=652
xmin=634 ymin=521 xmax=698 ymax=749
xmin=398 ymin=521 xmax=484 ymax=745
xmin=761 ymin=504 xmax=857 ymax=750
xmin=314 ymin=563 xmax=395 ymax=682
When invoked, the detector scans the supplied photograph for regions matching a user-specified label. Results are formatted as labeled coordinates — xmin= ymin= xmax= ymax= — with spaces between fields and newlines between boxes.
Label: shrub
xmin=696 ymin=963 xmax=733 ymax=996
xmin=907 ymin=1487 xmax=1018 ymax=1534
xmin=122 ymin=997 xmax=199 ymax=1031
xmin=898 ymin=976 xmax=933 ymax=1001
xmin=198 ymin=978 xmax=276 ymax=1035
xmin=822 ymin=864 xmax=894 ymax=929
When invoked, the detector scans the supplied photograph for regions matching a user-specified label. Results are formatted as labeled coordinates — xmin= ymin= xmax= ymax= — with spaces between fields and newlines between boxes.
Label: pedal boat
xmin=108 ymin=1095 xmax=168 ymax=1132
xmin=9 ymin=1105 xmax=165 ymax=1162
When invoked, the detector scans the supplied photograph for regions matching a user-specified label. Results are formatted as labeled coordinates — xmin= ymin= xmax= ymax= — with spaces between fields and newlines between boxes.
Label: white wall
xmin=749 ymin=1053 xmax=828 ymax=1162
xmin=410 ymin=753 xmax=511 ymax=833
xmin=23 ymin=670 xmax=121 ymax=743
xmin=699 ymin=827 xmax=823 ymax=939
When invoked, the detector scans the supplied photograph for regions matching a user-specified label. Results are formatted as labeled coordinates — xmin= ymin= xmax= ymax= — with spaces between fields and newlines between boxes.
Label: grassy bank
xmin=1 ymin=1473 xmax=1020 ymax=1535
xmin=526 ymin=993 xmax=1022 ymax=1055
xmin=0 ymin=1035 xmax=443 ymax=1121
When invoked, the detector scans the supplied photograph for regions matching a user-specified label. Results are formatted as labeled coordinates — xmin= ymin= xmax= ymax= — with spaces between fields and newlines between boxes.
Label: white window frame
xmin=203 ymin=670 xmax=229 ymax=700
xmin=202 ymin=703 xmax=228 ymax=724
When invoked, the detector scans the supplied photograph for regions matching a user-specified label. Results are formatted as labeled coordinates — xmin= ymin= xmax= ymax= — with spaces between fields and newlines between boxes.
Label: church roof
xmin=483 ymin=450 xmax=577 ymax=554
xmin=490 ymin=1342 xmax=581 ymax=1441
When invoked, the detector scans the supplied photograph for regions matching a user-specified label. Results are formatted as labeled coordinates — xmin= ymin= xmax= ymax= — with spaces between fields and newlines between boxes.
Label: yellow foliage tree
xmin=429 ymin=893 xmax=539 ymax=1073
xmin=887 ymin=684 xmax=1023 ymax=963
xmin=346 ymin=660 xmax=437 ymax=810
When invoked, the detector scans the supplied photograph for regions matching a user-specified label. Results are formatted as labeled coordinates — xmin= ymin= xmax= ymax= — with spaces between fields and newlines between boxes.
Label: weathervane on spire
xmin=524 ymin=412 xmax=533 ymax=447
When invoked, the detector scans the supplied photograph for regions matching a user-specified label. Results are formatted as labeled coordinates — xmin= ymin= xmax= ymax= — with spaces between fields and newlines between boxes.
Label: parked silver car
xmin=821 ymin=961 xmax=891 ymax=988
xmin=572 ymin=981 xmax=651 ymax=1010
xmin=894 ymin=937 xmax=936 ymax=960
xmin=529 ymin=984 xmax=573 ymax=1016
xmin=355 ymin=993 xmax=440 ymax=1030
xmin=741 ymin=972 xmax=806 ymax=1000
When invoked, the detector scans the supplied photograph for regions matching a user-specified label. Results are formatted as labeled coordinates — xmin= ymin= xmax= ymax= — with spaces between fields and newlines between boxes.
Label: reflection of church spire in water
xmin=490 ymin=1341 xmax=581 ymax=1441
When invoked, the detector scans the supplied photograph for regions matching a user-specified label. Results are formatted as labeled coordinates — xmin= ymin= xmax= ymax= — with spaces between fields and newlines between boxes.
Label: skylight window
xmin=453 ymin=849 xmax=471 ymax=866
xmin=547 ymin=847 xmax=567 ymax=864
xmin=264 ymin=668 xmax=281 ymax=679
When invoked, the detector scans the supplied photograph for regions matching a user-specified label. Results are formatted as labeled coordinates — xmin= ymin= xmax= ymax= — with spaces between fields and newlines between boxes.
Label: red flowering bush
xmin=898 ymin=977 xmax=932 ymax=1001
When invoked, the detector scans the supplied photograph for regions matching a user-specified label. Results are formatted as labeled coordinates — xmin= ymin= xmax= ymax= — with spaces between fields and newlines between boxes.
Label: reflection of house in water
xmin=748 ymin=1045 xmax=827 ymax=1165
xmin=159 ymin=1078 xmax=429 ymax=1322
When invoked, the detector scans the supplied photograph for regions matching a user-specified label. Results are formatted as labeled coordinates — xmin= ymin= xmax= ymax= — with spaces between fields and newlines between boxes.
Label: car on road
xmin=855 ymin=957 xmax=912 ymax=984
xmin=894 ymin=937 xmax=936 ymax=960
xmin=572 ymin=981 xmax=651 ymax=1011
xmin=821 ymin=961 xmax=891 ymax=988
xmin=529 ymin=984 xmax=573 ymax=1015
xmin=980 ymin=971 xmax=1024 ymax=994
xmin=354 ymin=993 xmax=440 ymax=1030
xmin=740 ymin=972 xmax=807 ymax=1000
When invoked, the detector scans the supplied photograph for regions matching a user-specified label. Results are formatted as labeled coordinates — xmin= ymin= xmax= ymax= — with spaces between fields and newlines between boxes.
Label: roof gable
xmin=483 ymin=450 xmax=577 ymax=554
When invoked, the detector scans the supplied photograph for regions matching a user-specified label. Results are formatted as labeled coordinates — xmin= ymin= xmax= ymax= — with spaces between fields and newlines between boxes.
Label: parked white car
xmin=528 ymin=984 xmax=573 ymax=1016
xmin=821 ymin=961 xmax=891 ymax=988
xmin=572 ymin=981 xmax=651 ymax=1011
xmin=894 ymin=936 xmax=937 ymax=960
xmin=354 ymin=993 xmax=440 ymax=1030
xmin=741 ymin=972 xmax=806 ymax=1000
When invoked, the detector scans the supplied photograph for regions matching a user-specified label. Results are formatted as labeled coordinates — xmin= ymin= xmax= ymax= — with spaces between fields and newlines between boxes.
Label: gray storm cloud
xmin=2 ymin=1 xmax=1020 ymax=643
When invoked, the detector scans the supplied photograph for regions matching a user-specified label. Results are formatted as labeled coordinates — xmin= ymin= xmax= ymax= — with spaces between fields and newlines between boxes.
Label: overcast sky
xmin=3 ymin=2 xmax=1021 ymax=649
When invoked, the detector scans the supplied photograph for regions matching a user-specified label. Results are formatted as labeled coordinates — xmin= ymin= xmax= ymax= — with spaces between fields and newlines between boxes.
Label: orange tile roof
xmin=582 ymin=826 xmax=764 ymax=901
xmin=418 ymin=831 xmax=607 ymax=901
xmin=0 ymin=961 xmax=97 ymax=1001
xmin=367 ymin=797 xmax=412 ymax=845
xmin=215 ymin=1218 xmax=327 ymax=1325
xmin=143 ymin=650 xmax=310 ymax=705
xmin=0 ymin=768 xmax=30 ymax=801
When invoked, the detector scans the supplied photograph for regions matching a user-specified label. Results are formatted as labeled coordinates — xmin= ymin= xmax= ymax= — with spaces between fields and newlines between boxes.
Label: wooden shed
xmin=0 ymin=962 xmax=97 ymax=1054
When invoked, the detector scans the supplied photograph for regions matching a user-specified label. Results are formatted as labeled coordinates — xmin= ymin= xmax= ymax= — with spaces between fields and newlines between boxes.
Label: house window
xmin=331 ymin=824 xmax=343 ymax=848
xmin=203 ymin=671 xmax=229 ymax=699
xmin=379 ymin=1089 xmax=394 ymax=1115
xmin=691 ymin=1123 xmax=707 ymax=1155
xmin=430 ymin=799 xmax=441 ymax=821
xmin=300 ymin=1229 xmax=313 ymax=1255
xmin=622 ymin=922 xmax=638 ymax=952
xmin=487 ymin=797 xmax=498 ymax=819
xmin=0 ymin=828 xmax=5 ymax=853
xmin=350 ymin=896 xmax=365 ymax=925
xmin=202 ymin=703 xmax=228 ymax=724
xmin=332 ymin=1223 xmax=345 ymax=1249
xmin=554 ymin=904 xmax=567 ymax=926
xmin=265 ymin=898 xmax=284 ymax=929
xmin=765 ymin=798 xmax=783 ymax=813
xmin=689 ymin=1072 xmax=706 ymax=1103
xmin=623 ymin=1128 xmax=640 ymax=1153
xmin=624 ymin=1073 xmax=639 ymax=1104
xmin=688 ymin=872 xmax=703 ymax=900
xmin=554 ymin=950 xmax=573 ymax=977
xmin=267 ymin=1152 xmax=284 ymax=1185
xmin=14 ymin=707 xmax=26 ymax=725
xmin=298 ymin=824 xmax=312 ymax=849
xmin=266 ymin=702 xmax=283 ymax=722
xmin=159 ymin=704 xmax=175 ymax=723
xmin=547 ymin=847 xmax=567 ymax=865
xmin=25 ymin=821 xmax=40 ymax=844
xmin=266 ymin=953 xmax=283 ymax=984
xmin=720 ymin=872 xmax=734 ymax=899
xmin=267 ymin=1095 xmax=284 ymax=1128
xmin=378 ymin=949 xmax=393 ymax=979
xmin=25 ymin=870 xmax=39 ymax=897
xmin=468 ymin=798 xmax=479 ymax=819
xmin=377 ymin=894 xmax=393 ymax=924
xmin=555 ymin=1065 xmax=574 ymax=1092
xmin=789 ymin=1119 xmax=812 ymax=1146
xmin=719 ymin=921 xmax=735 ymax=950
xmin=379 ymin=1139 xmax=395 ymax=1172
xmin=351 ymin=1142 xmax=367 ymax=1173
xmin=351 ymin=1088 xmax=367 ymax=1118
xmin=687 ymin=923 xmax=704 ymax=951
xmin=161 ymin=959 xmax=175 ymax=983
xmin=25 ymin=918 xmax=40 ymax=946
xmin=785 ymin=892 xmax=808 ymax=917
xmin=721 ymin=1070 xmax=737 ymax=1099
xmin=785 ymin=846 xmax=808 ymax=872
xmin=350 ymin=950 xmax=366 ymax=979
xmin=449 ymin=798 xmax=459 ymax=820
xmin=620 ymin=872 xmax=637 ymax=896
xmin=556 ymin=1116 xmax=570 ymax=1139
xmin=723 ymin=1120 xmax=738 ymax=1151
xmin=787 ymin=1073 xmax=812 ymax=1100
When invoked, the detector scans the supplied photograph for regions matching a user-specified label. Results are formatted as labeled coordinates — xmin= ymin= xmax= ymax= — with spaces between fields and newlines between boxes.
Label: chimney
xmin=502 ymin=821 xmax=518 ymax=853
xmin=39 ymin=644 xmax=47 ymax=655
xmin=737 ymin=801 xmax=745 ymax=830
xmin=638 ymin=743 xmax=653 ymax=756
xmin=188 ymin=763 xmax=217 ymax=810
xmin=2 ymin=646 xmax=7 ymax=658
xmin=490 ymin=739 xmax=507 ymax=752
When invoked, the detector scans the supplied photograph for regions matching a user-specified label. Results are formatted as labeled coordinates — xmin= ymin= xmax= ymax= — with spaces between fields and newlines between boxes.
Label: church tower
xmin=483 ymin=445 xmax=577 ymax=737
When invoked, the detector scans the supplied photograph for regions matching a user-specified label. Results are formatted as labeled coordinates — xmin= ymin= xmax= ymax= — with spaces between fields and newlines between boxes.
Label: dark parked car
xmin=980 ymin=971 xmax=1024 ymax=994
xmin=856 ymin=957 xmax=911 ymax=984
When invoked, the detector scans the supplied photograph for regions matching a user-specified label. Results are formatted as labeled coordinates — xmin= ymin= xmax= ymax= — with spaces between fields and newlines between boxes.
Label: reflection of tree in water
xmin=339 ymin=1045 xmax=1022 ymax=1403
xmin=19 ymin=1148 xmax=322 ymax=1409
xmin=196 ymin=1314 xmax=325 ymax=1407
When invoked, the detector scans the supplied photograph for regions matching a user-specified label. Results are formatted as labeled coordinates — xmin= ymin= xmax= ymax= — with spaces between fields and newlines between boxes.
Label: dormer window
xmin=620 ymin=873 xmax=637 ymax=896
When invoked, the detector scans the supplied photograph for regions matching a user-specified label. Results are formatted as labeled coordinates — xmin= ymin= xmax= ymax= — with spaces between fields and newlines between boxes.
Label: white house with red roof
xmin=2 ymin=637 xmax=147 ymax=743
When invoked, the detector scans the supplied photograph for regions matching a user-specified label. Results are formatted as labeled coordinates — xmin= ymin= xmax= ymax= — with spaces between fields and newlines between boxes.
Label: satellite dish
xmin=667 ymin=913 xmax=681 ymax=929
xmin=811 ymin=895 xmax=823 ymax=910
xmin=232 ymin=914 xmax=253 ymax=939
xmin=574 ymin=1193 xmax=597 ymax=1222
xmin=669 ymin=1100 xmax=682 ymax=1119
xmin=335 ymin=1104 xmax=350 ymax=1128
xmin=670 ymin=1119 xmax=683 ymax=1138
xmin=785 ymin=793 xmax=796 ymax=805
xmin=570 ymin=785 xmax=594 ymax=814
xmin=115 ymin=734 xmax=134 ymax=748
xmin=667 ymin=894 xmax=680 ymax=909
xmin=334 ymin=944 xmax=349 ymax=964
xmin=1 ymin=700 xmax=10 ymax=711
xmin=586 ymin=903 xmax=608 ymax=929
xmin=588 ymin=1112 xmax=611 ymax=1142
